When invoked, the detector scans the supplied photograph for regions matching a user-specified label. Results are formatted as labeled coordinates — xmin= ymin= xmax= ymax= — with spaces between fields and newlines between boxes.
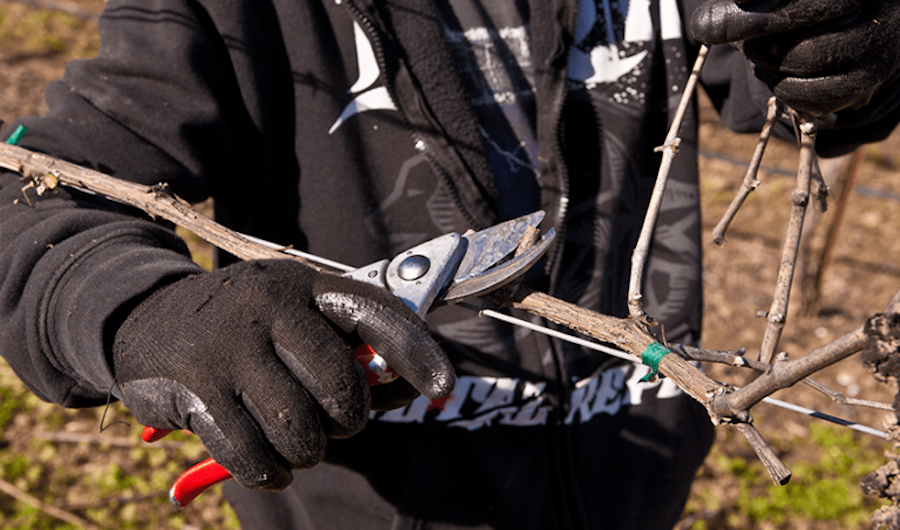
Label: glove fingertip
xmin=690 ymin=0 xmax=732 ymax=44
xmin=423 ymin=369 xmax=456 ymax=400
xmin=359 ymin=319 xmax=456 ymax=399
xmin=201 ymin=430 xmax=296 ymax=492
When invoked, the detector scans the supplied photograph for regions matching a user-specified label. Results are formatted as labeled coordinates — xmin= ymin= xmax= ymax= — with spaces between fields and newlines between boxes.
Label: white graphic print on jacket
xmin=329 ymin=22 xmax=398 ymax=135
xmin=569 ymin=0 xmax=683 ymax=106
xmin=371 ymin=364 xmax=684 ymax=430
xmin=330 ymin=0 xmax=686 ymax=131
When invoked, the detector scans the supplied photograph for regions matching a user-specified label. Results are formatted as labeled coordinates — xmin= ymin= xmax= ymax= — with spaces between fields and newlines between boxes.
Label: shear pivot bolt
xmin=398 ymin=255 xmax=430 ymax=281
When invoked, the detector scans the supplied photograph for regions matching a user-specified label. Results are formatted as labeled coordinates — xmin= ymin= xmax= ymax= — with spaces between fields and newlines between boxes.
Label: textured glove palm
xmin=691 ymin=0 xmax=900 ymax=115
xmin=112 ymin=259 xmax=454 ymax=491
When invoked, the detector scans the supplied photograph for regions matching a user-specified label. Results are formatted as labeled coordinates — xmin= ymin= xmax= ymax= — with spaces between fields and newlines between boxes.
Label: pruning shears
xmin=142 ymin=211 xmax=556 ymax=508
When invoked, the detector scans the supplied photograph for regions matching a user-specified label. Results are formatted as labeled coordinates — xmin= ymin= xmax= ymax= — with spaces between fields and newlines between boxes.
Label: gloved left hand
xmin=691 ymin=0 xmax=900 ymax=116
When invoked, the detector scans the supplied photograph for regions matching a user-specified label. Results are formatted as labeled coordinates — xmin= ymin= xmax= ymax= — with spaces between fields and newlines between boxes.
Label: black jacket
xmin=2 ymin=0 xmax=898 ymax=528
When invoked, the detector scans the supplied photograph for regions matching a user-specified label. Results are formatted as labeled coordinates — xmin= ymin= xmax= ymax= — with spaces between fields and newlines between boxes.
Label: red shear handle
xmin=353 ymin=343 xmax=397 ymax=385
xmin=141 ymin=426 xmax=174 ymax=443
xmin=169 ymin=458 xmax=232 ymax=508
xmin=146 ymin=344 xmax=393 ymax=508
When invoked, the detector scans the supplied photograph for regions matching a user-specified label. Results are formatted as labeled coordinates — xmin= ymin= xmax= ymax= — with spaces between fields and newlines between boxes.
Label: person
xmin=1 ymin=0 xmax=899 ymax=528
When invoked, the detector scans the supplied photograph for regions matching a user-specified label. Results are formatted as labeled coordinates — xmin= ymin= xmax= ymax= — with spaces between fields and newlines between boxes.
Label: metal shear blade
xmin=343 ymin=211 xmax=555 ymax=317
xmin=453 ymin=210 xmax=545 ymax=283
xmin=442 ymin=228 xmax=554 ymax=303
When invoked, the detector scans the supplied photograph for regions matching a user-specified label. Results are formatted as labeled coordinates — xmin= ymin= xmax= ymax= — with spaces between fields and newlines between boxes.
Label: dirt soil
xmin=2 ymin=1 xmax=900 ymax=529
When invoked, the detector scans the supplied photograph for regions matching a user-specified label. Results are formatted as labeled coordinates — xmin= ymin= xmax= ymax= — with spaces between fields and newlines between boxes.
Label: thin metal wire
xmin=238 ymin=232 xmax=355 ymax=272
xmin=457 ymin=302 xmax=636 ymax=362
xmin=457 ymin=306 xmax=886 ymax=439
xmin=761 ymin=396 xmax=886 ymax=439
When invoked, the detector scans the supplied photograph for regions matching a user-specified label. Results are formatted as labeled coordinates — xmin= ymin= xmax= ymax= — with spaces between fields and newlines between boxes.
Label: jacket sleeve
xmin=680 ymin=0 xmax=900 ymax=157
xmin=0 ymin=0 xmax=252 ymax=407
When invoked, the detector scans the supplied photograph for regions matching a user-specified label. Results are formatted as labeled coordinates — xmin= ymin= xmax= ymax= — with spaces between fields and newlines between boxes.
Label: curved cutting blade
xmin=453 ymin=211 xmax=545 ymax=283
xmin=442 ymin=227 xmax=555 ymax=303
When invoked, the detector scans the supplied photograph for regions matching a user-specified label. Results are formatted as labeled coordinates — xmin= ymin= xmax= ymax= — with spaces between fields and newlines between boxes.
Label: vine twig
xmin=711 ymin=320 xmax=871 ymax=418
xmin=677 ymin=344 xmax=894 ymax=411
xmin=628 ymin=44 xmax=709 ymax=321
xmin=758 ymin=118 xmax=817 ymax=364
xmin=712 ymin=97 xmax=784 ymax=245
xmin=0 ymin=143 xmax=318 ymax=269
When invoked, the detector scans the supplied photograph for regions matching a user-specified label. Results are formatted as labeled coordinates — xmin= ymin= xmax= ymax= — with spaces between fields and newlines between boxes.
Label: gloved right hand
xmin=112 ymin=259 xmax=454 ymax=491
xmin=691 ymin=0 xmax=900 ymax=116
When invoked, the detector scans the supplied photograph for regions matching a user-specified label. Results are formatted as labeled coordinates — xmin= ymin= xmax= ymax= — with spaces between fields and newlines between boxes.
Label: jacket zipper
xmin=542 ymin=26 xmax=572 ymax=296
xmin=340 ymin=0 xmax=483 ymax=231
xmin=545 ymin=93 xmax=570 ymax=294
xmin=538 ymin=1 xmax=589 ymax=527
xmin=341 ymin=3 xmax=581 ymax=527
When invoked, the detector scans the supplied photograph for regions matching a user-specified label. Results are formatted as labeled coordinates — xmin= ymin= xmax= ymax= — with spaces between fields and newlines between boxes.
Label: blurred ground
xmin=2 ymin=1 xmax=900 ymax=528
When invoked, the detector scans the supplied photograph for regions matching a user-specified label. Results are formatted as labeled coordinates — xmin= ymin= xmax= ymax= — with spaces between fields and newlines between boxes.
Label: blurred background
xmin=2 ymin=1 xmax=900 ymax=528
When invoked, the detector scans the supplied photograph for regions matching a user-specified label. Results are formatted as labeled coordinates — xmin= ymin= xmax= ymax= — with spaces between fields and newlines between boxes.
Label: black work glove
xmin=112 ymin=259 xmax=454 ymax=491
xmin=691 ymin=0 xmax=900 ymax=116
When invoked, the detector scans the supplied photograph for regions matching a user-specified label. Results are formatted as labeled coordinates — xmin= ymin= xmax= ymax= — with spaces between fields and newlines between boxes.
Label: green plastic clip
xmin=6 ymin=125 xmax=28 ymax=146
xmin=639 ymin=342 xmax=670 ymax=382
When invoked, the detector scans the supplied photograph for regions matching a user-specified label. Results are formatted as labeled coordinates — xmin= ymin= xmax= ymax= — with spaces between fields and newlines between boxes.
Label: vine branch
xmin=628 ymin=44 xmax=709 ymax=321
xmin=0 ymin=143 xmax=317 ymax=269
xmin=712 ymin=97 xmax=784 ymax=246
xmin=757 ymin=119 xmax=817 ymax=364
